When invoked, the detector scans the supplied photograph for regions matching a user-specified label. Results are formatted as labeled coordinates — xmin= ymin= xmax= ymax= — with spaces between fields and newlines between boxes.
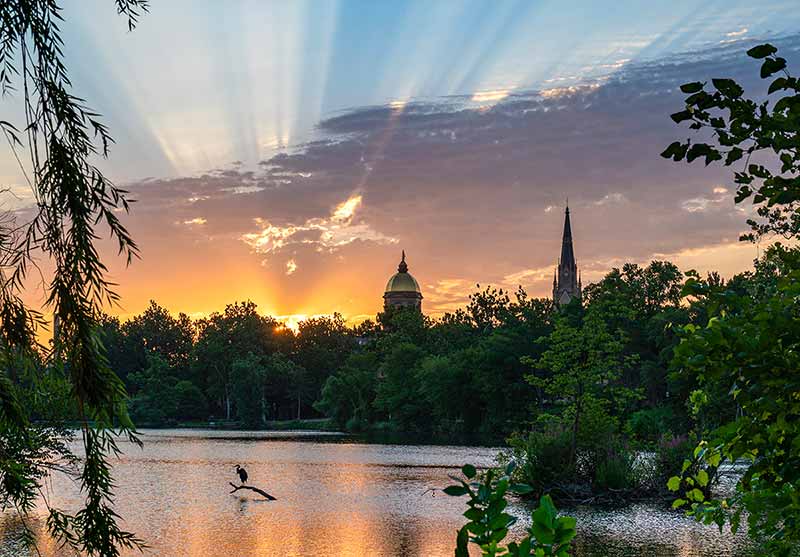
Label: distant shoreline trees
xmin=93 ymin=259 xmax=697 ymax=448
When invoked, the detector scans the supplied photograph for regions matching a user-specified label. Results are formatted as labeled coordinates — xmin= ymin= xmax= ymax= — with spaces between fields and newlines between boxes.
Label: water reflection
xmin=0 ymin=430 xmax=750 ymax=557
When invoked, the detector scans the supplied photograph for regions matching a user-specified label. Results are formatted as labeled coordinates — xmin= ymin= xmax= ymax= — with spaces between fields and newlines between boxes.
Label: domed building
xmin=383 ymin=251 xmax=423 ymax=311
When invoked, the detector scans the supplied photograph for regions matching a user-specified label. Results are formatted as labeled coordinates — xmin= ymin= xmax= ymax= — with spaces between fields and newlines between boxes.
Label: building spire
xmin=560 ymin=205 xmax=575 ymax=270
xmin=398 ymin=250 xmax=408 ymax=273
xmin=554 ymin=203 xmax=581 ymax=306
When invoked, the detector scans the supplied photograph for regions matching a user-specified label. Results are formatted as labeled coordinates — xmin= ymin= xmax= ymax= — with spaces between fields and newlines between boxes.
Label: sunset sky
xmin=3 ymin=0 xmax=800 ymax=327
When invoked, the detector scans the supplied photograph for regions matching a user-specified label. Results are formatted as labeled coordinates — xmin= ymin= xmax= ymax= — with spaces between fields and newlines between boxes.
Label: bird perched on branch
xmin=235 ymin=464 xmax=248 ymax=484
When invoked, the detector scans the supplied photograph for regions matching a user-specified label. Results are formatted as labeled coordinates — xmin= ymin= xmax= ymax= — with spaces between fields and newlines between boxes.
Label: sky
xmin=3 ymin=0 xmax=800 ymax=328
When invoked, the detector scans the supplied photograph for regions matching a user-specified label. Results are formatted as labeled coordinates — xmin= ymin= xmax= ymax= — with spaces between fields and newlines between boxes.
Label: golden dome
xmin=384 ymin=251 xmax=421 ymax=293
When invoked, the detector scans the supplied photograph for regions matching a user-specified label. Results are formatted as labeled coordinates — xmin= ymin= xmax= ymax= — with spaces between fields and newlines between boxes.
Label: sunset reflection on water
xmin=0 ymin=430 xmax=750 ymax=557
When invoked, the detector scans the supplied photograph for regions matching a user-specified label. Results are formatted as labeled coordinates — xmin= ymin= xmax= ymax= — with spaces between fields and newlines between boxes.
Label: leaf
xmin=511 ymin=483 xmax=534 ymax=495
xmin=464 ymin=508 xmax=482 ymax=521
xmin=697 ymin=470 xmax=709 ymax=487
xmin=558 ymin=516 xmax=578 ymax=530
xmin=712 ymin=78 xmax=743 ymax=98
xmin=746 ymin=44 xmax=777 ymax=59
xmin=462 ymin=464 xmax=477 ymax=479
xmin=670 ymin=110 xmax=693 ymax=123
xmin=680 ymin=82 xmax=704 ymax=94
xmin=667 ymin=476 xmax=681 ymax=491
xmin=538 ymin=495 xmax=558 ymax=521
xmin=761 ymin=57 xmax=787 ymax=79
xmin=725 ymin=147 xmax=743 ymax=165
xmin=444 ymin=485 xmax=468 ymax=497
xmin=661 ymin=141 xmax=688 ymax=161
xmin=504 ymin=460 xmax=517 ymax=476
xmin=455 ymin=526 xmax=469 ymax=557
xmin=672 ymin=498 xmax=687 ymax=509
xmin=688 ymin=488 xmax=705 ymax=502
xmin=768 ymin=77 xmax=788 ymax=94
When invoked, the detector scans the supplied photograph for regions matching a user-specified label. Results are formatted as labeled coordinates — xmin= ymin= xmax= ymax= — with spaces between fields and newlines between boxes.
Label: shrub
xmin=627 ymin=406 xmax=675 ymax=446
xmin=594 ymin=447 xmax=637 ymax=492
xmin=654 ymin=434 xmax=699 ymax=494
xmin=506 ymin=425 xmax=574 ymax=496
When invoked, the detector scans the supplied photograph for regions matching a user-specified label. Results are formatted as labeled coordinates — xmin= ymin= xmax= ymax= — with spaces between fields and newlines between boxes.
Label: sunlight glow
xmin=471 ymin=89 xmax=512 ymax=103
xmin=241 ymin=193 xmax=396 ymax=258
xmin=332 ymin=194 xmax=362 ymax=223
xmin=183 ymin=217 xmax=207 ymax=225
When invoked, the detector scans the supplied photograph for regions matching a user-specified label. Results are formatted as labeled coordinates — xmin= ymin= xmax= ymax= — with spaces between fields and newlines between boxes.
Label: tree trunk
xmin=297 ymin=392 xmax=301 ymax=420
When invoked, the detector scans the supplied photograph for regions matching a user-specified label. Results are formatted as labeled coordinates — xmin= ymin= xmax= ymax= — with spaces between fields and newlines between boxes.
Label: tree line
xmin=94 ymin=256 xmax=725 ymax=447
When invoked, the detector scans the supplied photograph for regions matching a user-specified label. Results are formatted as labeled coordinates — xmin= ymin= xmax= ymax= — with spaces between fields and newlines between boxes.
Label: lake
xmin=0 ymin=429 xmax=751 ymax=556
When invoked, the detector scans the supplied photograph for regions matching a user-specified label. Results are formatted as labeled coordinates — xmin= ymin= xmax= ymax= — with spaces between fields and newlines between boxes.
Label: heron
xmin=235 ymin=464 xmax=248 ymax=484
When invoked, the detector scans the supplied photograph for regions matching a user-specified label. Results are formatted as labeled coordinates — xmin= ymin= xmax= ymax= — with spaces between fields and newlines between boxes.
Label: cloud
xmin=593 ymin=193 xmax=627 ymax=207
xmin=240 ymin=193 xmax=397 ymax=258
xmin=503 ymin=266 xmax=554 ymax=286
xmin=222 ymin=185 xmax=266 ymax=195
xmin=471 ymin=89 xmax=513 ymax=103
xmin=331 ymin=194 xmax=363 ymax=223
xmin=424 ymin=278 xmax=475 ymax=314
xmin=680 ymin=185 xmax=732 ymax=213
xmin=182 ymin=217 xmax=207 ymax=225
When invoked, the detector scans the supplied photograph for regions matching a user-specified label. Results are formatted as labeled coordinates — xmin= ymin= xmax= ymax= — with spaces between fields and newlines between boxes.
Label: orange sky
xmin=8 ymin=5 xmax=794 ymax=331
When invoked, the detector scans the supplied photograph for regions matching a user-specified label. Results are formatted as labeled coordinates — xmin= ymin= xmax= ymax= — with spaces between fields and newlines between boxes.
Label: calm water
xmin=0 ymin=429 xmax=750 ymax=556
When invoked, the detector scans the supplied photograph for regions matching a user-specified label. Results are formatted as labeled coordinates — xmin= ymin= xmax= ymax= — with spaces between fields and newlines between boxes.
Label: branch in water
xmin=228 ymin=482 xmax=276 ymax=501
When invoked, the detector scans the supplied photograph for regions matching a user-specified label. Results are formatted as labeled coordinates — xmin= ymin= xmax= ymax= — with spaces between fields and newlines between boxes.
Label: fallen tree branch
xmin=228 ymin=482 xmax=277 ymax=501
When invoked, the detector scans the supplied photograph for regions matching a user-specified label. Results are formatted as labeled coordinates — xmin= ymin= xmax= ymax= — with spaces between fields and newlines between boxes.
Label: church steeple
xmin=560 ymin=205 xmax=575 ymax=269
xmin=553 ymin=204 xmax=581 ymax=306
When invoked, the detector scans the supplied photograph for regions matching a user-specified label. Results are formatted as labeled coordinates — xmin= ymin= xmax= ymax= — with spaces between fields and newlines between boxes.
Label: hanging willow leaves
xmin=1 ymin=1 xmax=149 ymax=555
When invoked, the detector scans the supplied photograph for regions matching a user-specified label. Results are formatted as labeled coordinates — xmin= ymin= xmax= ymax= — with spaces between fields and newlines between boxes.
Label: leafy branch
xmin=662 ymin=43 xmax=800 ymax=241
xmin=0 ymin=1 xmax=150 ymax=555
xmin=445 ymin=462 xmax=576 ymax=557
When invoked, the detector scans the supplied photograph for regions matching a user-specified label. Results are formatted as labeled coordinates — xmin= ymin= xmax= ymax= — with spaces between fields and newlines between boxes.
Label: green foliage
xmin=231 ymin=353 xmax=267 ymax=428
xmin=193 ymin=301 xmax=288 ymax=420
xmin=447 ymin=462 xmax=576 ymax=556
xmin=665 ymin=44 xmax=800 ymax=554
xmin=374 ymin=342 xmax=428 ymax=431
xmin=527 ymin=309 xmax=640 ymax=462
xmin=294 ymin=314 xmax=356 ymax=411
xmin=626 ymin=406 xmax=675 ymax=446
xmin=118 ymin=301 xmax=195 ymax=383
xmin=173 ymin=381 xmax=208 ymax=421
xmin=663 ymin=43 xmax=800 ymax=241
xmin=126 ymin=352 xmax=209 ymax=424
xmin=668 ymin=251 xmax=800 ymax=553
xmin=593 ymin=449 xmax=637 ymax=492
xmin=505 ymin=426 xmax=574 ymax=497
xmin=315 ymin=352 xmax=378 ymax=431
xmin=651 ymin=434 xmax=703 ymax=496
xmin=0 ymin=1 xmax=150 ymax=554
